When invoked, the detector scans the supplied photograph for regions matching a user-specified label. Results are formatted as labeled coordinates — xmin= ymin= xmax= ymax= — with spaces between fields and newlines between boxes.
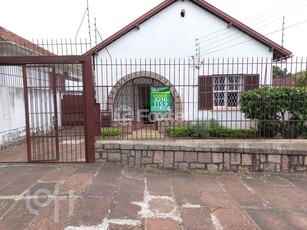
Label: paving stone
xmin=66 ymin=197 xmax=111 ymax=227
xmin=247 ymin=209 xmax=307 ymax=230
xmin=147 ymin=174 xmax=172 ymax=196
xmin=0 ymin=200 xmax=14 ymax=218
xmin=59 ymin=169 xmax=96 ymax=195
xmin=28 ymin=199 xmax=72 ymax=230
xmin=115 ymin=177 xmax=144 ymax=203
xmin=109 ymin=202 xmax=141 ymax=220
xmin=180 ymin=207 xmax=215 ymax=230
xmin=170 ymin=173 xmax=206 ymax=206
xmin=145 ymin=218 xmax=181 ymax=230
xmin=0 ymin=173 xmax=43 ymax=195
xmin=0 ymin=200 xmax=36 ymax=230
xmin=218 ymin=176 xmax=264 ymax=208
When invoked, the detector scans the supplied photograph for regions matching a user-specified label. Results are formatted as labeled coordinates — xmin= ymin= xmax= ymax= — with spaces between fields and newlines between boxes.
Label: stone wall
xmin=95 ymin=141 xmax=307 ymax=173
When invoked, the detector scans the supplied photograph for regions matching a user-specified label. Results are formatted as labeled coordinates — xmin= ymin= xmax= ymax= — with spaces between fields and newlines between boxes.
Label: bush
xmin=101 ymin=128 xmax=121 ymax=137
xmin=239 ymin=86 xmax=307 ymax=138
xmin=167 ymin=126 xmax=190 ymax=137
xmin=167 ymin=119 xmax=258 ymax=139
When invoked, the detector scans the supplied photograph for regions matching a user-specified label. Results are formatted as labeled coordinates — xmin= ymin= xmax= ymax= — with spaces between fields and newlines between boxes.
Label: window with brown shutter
xmin=198 ymin=75 xmax=213 ymax=110
xmin=198 ymin=74 xmax=259 ymax=110
xmin=244 ymin=74 xmax=259 ymax=91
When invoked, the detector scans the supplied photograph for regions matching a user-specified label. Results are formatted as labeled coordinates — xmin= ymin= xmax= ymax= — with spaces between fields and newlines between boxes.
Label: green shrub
xmin=167 ymin=126 xmax=190 ymax=137
xmin=211 ymin=128 xmax=258 ymax=138
xmin=167 ymin=119 xmax=257 ymax=139
xmin=239 ymin=86 xmax=307 ymax=138
xmin=101 ymin=128 xmax=121 ymax=137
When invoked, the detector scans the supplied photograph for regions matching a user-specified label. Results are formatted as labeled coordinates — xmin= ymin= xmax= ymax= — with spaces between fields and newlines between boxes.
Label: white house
xmin=86 ymin=0 xmax=292 ymax=133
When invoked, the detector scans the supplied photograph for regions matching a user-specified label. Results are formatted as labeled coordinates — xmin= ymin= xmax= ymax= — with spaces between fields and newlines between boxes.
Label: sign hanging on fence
xmin=150 ymin=86 xmax=171 ymax=112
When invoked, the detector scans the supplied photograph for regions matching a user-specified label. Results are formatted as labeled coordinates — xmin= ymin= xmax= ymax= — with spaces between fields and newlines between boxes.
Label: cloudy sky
xmin=1 ymin=0 xmax=307 ymax=56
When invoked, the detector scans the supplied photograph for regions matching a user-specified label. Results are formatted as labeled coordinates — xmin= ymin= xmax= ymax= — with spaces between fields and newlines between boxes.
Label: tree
xmin=292 ymin=69 xmax=307 ymax=86
xmin=273 ymin=66 xmax=287 ymax=78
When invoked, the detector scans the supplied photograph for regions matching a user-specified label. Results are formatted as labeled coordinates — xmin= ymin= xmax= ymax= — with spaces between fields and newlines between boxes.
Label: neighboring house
xmin=85 ymin=0 xmax=292 ymax=132
xmin=0 ymin=26 xmax=81 ymax=147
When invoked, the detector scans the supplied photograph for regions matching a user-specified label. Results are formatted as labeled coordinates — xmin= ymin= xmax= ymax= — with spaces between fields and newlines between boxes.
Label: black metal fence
xmin=94 ymin=57 xmax=307 ymax=141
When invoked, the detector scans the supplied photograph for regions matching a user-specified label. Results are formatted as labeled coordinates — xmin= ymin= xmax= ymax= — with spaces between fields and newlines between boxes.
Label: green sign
xmin=150 ymin=86 xmax=171 ymax=112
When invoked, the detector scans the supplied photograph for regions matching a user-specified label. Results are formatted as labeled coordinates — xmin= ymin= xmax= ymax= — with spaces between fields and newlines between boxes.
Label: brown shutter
xmin=198 ymin=76 xmax=213 ymax=110
xmin=244 ymin=74 xmax=259 ymax=91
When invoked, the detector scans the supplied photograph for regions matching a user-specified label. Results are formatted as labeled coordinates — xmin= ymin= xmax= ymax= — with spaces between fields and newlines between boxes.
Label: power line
xmin=196 ymin=0 xmax=307 ymax=52
xmin=196 ymin=1 xmax=307 ymax=57
xmin=196 ymin=19 xmax=307 ymax=58
xmin=196 ymin=0 xmax=300 ymax=43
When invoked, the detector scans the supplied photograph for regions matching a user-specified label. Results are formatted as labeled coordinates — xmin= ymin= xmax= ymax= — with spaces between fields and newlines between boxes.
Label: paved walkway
xmin=0 ymin=163 xmax=306 ymax=230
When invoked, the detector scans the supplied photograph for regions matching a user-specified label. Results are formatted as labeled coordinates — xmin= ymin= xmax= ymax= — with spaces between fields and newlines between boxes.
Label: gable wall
xmin=96 ymin=1 xmax=272 ymax=60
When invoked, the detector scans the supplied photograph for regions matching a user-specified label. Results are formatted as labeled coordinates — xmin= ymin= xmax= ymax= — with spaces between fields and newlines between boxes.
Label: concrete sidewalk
xmin=0 ymin=163 xmax=306 ymax=230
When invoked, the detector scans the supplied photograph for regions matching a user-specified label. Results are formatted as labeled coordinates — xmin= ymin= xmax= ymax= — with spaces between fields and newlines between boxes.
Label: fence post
xmin=83 ymin=55 xmax=96 ymax=163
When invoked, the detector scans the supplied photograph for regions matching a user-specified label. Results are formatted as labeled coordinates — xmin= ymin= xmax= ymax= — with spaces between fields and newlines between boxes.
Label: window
xmin=213 ymin=75 xmax=242 ymax=107
xmin=198 ymin=74 xmax=259 ymax=110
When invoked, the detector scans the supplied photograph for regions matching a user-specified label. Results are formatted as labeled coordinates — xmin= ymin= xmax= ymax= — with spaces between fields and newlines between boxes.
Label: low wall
xmin=95 ymin=140 xmax=307 ymax=173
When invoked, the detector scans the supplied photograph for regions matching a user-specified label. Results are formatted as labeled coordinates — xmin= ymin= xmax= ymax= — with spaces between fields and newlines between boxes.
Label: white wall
xmin=93 ymin=1 xmax=273 ymax=129
xmin=96 ymin=0 xmax=273 ymax=60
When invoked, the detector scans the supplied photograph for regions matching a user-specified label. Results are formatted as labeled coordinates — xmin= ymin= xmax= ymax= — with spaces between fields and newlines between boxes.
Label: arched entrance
xmin=107 ymin=71 xmax=182 ymax=134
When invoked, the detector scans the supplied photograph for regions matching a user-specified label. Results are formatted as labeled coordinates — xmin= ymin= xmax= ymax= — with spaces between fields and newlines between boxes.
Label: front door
xmin=138 ymin=85 xmax=151 ymax=123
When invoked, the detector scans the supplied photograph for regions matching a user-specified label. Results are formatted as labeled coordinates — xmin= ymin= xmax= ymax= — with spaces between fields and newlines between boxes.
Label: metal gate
xmin=22 ymin=64 xmax=87 ymax=162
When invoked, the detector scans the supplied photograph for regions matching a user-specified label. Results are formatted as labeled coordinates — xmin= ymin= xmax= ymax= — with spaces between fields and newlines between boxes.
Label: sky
xmin=1 ymin=0 xmax=307 ymax=57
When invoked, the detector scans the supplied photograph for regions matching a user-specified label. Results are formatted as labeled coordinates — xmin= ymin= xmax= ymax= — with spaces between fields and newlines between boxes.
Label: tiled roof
xmin=0 ymin=26 xmax=54 ymax=56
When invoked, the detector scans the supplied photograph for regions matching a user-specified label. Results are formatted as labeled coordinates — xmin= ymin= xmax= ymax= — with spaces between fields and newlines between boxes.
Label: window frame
xmin=198 ymin=74 xmax=259 ymax=110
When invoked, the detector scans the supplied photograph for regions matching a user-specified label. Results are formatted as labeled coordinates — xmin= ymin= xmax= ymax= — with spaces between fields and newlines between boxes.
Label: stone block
xmin=198 ymin=152 xmax=211 ymax=163
xmin=231 ymin=153 xmax=241 ymax=165
xmin=120 ymin=144 xmax=134 ymax=150
xmin=260 ymin=154 xmax=267 ymax=163
xmin=268 ymin=155 xmax=281 ymax=164
xmin=180 ymin=146 xmax=194 ymax=151
xmin=231 ymin=165 xmax=239 ymax=173
xmin=154 ymin=151 xmax=164 ymax=164
xmin=164 ymin=145 xmax=179 ymax=151
xmin=282 ymin=155 xmax=289 ymax=172
xmin=238 ymin=166 xmax=251 ymax=173
xmin=242 ymin=154 xmax=252 ymax=166
xmin=184 ymin=152 xmax=197 ymax=163
xmin=263 ymin=163 xmax=276 ymax=172
xmin=223 ymin=153 xmax=231 ymax=170
xmin=295 ymin=166 xmax=307 ymax=172
xmin=190 ymin=163 xmax=206 ymax=169
xmin=147 ymin=151 xmax=154 ymax=158
xmin=177 ymin=163 xmax=189 ymax=171
xmin=207 ymin=164 xmax=219 ymax=171
xmin=174 ymin=152 xmax=184 ymax=162
xmin=104 ymin=144 xmax=120 ymax=150
xmin=108 ymin=153 xmax=121 ymax=162
xmin=212 ymin=153 xmax=223 ymax=163
xmin=164 ymin=151 xmax=174 ymax=168
xmin=128 ymin=156 xmax=135 ymax=166
xmin=135 ymin=151 xmax=141 ymax=166
xmin=134 ymin=144 xmax=148 ymax=150
xmin=149 ymin=145 xmax=164 ymax=151
xmin=141 ymin=157 xmax=153 ymax=164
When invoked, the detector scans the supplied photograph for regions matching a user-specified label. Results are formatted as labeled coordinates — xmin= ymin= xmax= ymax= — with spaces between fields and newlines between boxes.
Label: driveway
xmin=0 ymin=163 xmax=306 ymax=229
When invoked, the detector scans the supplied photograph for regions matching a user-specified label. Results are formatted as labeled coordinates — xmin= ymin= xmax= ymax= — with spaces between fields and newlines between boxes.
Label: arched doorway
xmin=107 ymin=71 xmax=182 ymax=134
